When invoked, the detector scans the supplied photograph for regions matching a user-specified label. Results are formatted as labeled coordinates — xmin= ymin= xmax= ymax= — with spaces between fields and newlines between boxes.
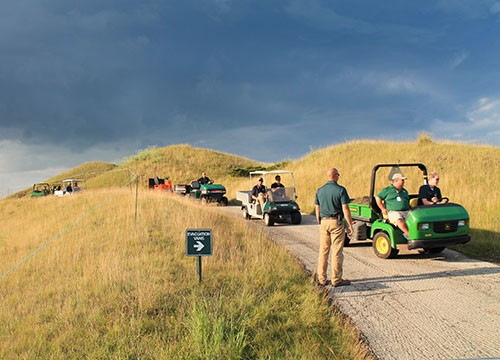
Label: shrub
xmin=228 ymin=161 xmax=290 ymax=177
xmin=417 ymin=131 xmax=433 ymax=145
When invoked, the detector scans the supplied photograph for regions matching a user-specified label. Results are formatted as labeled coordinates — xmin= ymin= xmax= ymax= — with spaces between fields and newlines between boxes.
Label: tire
xmin=291 ymin=211 xmax=301 ymax=225
xmin=242 ymin=207 xmax=251 ymax=220
xmin=372 ymin=232 xmax=398 ymax=259
xmin=264 ymin=213 xmax=274 ymax=226
xmin=220 ymin=196 xmax=228 ymax=206
xmin=201 ymin=196 xmax=208 ymax=205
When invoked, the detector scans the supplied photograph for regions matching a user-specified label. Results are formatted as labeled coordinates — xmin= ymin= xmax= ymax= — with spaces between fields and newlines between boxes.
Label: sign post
xmin=186 ymin=229 xmax=212 ymax=283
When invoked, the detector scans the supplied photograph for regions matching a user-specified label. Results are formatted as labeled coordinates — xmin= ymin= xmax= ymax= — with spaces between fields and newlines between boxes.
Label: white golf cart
xmin=54 ymin=179 xmax=86 ymax=197
xmin=236 ymin=170 xmax=301 ymax=226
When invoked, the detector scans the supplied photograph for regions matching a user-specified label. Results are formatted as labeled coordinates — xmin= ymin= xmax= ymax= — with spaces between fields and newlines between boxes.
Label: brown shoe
xmin=333 ymin=279 xmax=351 ymax=287
xmin=313 ymin=273 xmax=330 ymax=287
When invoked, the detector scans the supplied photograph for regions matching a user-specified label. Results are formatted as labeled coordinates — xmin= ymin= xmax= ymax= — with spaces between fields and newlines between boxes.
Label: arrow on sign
xmin=193 ymin=241 xmax=205 ymax=252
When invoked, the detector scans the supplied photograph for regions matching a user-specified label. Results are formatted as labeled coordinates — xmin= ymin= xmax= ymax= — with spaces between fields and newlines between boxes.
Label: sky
xmin=1 ymin=0 xmax=500 ymax=197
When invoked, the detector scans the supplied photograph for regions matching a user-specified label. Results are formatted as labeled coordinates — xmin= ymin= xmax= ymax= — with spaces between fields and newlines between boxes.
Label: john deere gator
xmin=347 ymin=163 xmax=470 ymax=258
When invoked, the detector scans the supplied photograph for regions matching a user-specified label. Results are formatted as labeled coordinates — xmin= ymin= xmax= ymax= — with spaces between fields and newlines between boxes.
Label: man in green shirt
xmin=315 ymin=168 xmax=353 ymax=287
xmin=375 ymin=173 xmax=410 ymax=238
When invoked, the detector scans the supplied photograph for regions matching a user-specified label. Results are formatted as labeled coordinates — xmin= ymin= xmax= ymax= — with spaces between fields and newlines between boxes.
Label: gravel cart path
xmin=223 ymin=207 xmax=500 ymax=360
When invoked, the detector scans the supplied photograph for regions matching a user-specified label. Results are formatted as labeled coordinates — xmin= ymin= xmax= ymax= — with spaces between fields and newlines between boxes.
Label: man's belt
xmin=321 ymin=215 xmax=342 ymax=220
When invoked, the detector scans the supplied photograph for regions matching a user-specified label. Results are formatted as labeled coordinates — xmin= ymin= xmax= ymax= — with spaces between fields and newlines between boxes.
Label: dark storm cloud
xmin=0 ymin=0 xmax=499 ymax=179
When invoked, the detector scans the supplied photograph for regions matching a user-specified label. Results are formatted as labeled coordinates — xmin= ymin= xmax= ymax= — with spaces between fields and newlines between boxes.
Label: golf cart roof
xmin=249 ymin=170 xmax=294 ymax=175
xmin=63 ymin=179 xmax=85 ymax=183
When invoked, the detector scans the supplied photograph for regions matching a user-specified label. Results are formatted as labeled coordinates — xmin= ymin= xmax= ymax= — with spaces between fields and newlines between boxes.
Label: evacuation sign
xmin=186 ymin=229 xmax=212 ymax=256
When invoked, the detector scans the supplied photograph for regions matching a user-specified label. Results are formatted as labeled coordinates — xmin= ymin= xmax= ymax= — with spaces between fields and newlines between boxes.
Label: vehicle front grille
xmin=433 ymin=221 xmax=458 ymax=233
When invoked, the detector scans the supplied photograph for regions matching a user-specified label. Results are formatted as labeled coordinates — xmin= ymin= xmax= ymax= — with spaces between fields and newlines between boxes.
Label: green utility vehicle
xmin=236 ymin=171 xmax=301 ymax=226
xmin=30 ymin=183 xmax=51 ymax=198
xmin=175 ymin=181 xmax=228 ymax=206
xmin=348 ymin=163 xmax=470 ymax=258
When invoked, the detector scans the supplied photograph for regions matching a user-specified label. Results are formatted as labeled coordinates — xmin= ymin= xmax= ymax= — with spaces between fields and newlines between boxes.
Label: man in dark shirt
xmin=271 ymin=175 xmax=285 ymax=200
xmin=418 ymin=172 xmax=442 ymax=205
xmin=315 ymin=168 xmax=353 ymax=287
xmin=252 ymin=177 xmax=267 ymax=207
xmin=197 ymin=172 xmax=211 ymax=185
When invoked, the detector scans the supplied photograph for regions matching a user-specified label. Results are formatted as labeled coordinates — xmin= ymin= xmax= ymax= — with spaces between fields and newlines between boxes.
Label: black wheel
xmin=344 ymin=235 xmax=351 ymax=247
xmin=220 ymin=196 xmax=228 ymax=206
xmin=264 ymin=213 xmax=274 ymax=226
xmin=426 ymin=247 xmax=446 ymax=254
xmin=372 ymin=232 xmax=399 ymax=259
xmin=201 ymin=196 xmax=208 ymax=205
xmin=291 ymin=211 xmax=301 ymax=225
xmin=242 ymin=207 xmax=251 ymax=220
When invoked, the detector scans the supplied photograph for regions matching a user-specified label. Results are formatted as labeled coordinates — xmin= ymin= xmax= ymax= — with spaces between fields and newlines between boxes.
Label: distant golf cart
xmin=54 ymin=179 xmax=86 ymax=197
xmin=30 ymin=183 xmax=51 ymax=198
xmin=174 ymin=180 xmax=228 ymax=206
xmin=348 ymin=163 xmax=471 ymax=258
xmin=236 ymin=171 xmax=301 ymax=226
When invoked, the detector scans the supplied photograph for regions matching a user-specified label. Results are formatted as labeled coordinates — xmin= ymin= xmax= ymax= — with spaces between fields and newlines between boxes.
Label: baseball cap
xmin=392 ymin=173 xmax=407 ymax=180
xmin=258 ymin=177 xmax=263 ymax=181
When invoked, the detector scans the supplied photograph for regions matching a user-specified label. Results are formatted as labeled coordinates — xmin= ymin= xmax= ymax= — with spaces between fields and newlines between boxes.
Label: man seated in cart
xmin=271 ymin=175 xmax=287 ymax=200
xmin=197 ymin=172 xmax=211 ymax=185
xmin=252 ymin=177 xmax=267 ymax=208
xmin=73 ymin=182 xmax=81 ymax=192
xmin=375 ymin=173 xmax=411 ymax=239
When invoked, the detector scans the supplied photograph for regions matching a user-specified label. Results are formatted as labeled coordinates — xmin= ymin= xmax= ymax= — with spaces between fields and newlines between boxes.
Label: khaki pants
xmin=318 ymin=218 xmax=345 ymax=285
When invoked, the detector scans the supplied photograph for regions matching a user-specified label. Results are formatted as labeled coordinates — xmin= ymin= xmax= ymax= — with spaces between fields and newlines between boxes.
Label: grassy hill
xmin=120 ymin=144 xmax=267 ymax=199
xmin=9 ymin=145 xmax=268 ymax=200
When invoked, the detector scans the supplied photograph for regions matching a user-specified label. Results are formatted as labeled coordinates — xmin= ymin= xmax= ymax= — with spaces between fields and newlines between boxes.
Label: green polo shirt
xmin=315 ymin=181 xmax=350 ymax=218
xmin=377 ymin=185 xmax=410 ymax=211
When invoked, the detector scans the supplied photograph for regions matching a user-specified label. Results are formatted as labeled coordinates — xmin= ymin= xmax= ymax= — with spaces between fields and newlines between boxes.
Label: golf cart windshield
xmin=266 ymin=187 xmax=295 ymax=203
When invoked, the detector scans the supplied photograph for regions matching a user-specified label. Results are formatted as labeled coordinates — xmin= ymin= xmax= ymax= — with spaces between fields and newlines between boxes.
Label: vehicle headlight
xmin=419 ymin=223 xmax=430 ymax=230
xmin=292 ymin=206 xmax=297 ymax=210
xmin=458 ymin=220 xmax=466 ymax=227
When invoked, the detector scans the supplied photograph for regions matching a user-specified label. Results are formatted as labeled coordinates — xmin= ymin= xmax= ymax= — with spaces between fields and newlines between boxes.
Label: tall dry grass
xmin=0 ymin=190 xmax=370 ymax=359
xmin=290 ymin=140 xmax=500 ymax=261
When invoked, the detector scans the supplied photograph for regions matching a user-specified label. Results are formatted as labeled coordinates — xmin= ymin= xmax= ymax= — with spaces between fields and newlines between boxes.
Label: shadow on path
xmin=345 ymin=265 xmax=500 ymax=293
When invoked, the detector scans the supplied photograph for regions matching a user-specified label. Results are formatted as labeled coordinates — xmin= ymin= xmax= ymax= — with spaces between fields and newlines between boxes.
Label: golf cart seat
xmin=409 ymin=198 xmax=419 ymax=208
xmin=190 ymin=181 xmax=200 ymax=189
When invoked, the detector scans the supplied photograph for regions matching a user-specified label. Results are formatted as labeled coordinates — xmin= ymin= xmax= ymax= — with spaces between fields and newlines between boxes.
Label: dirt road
xmin=223 ymin=207 xmax=500 ymax=360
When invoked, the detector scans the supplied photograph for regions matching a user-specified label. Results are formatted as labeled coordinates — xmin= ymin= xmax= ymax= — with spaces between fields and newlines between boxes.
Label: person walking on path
xmin=315 ymin=168 xmax=353 ymax=287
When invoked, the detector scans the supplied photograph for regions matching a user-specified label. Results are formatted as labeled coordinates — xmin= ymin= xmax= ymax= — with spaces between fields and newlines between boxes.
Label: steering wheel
xmin=440 ymin=197 xmax=449 ymax=204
